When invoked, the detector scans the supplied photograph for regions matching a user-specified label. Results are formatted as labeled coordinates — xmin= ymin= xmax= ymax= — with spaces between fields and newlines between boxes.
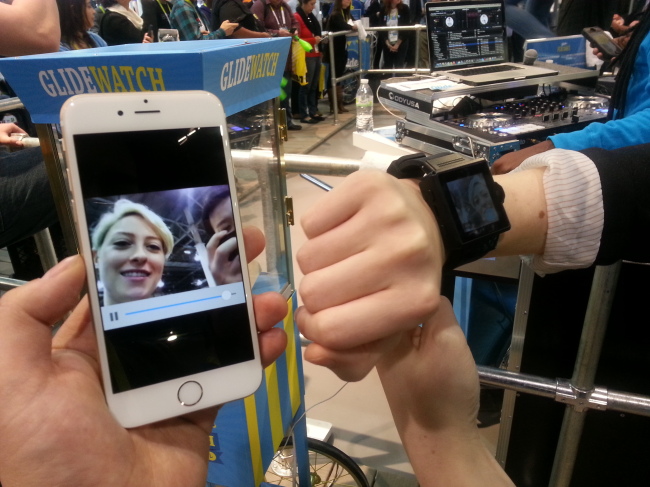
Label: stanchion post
xmin=548 ymin=262 xmax=622 ymax=487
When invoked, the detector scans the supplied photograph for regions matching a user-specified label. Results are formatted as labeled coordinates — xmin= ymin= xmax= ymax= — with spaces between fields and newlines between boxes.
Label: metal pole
xmin=478 ymin=366 xmax=650 ymax=418
xmin=35 ymin=124 xmax=79 ymax=256
xmin=496 ymin=262 xmax=535 ymax=466
xmin=232 ymin=150 xmax=361 ymax=176
xmin=0 ymin=97 xmax=25 ymax=112
xmin=0 ymin=277 xmax=27 ymax=292
xmin=548 ymin=262 xmax=622 ymax=487
xmin=33 ymin=228 xmax=58 ymax=273
xmin=478 ymin=366 xmax=557 ymax=400
xmin=328 ymin=33 xmax=339 ymax=124
xmin=607 ymin=390 xmax=650 ymax=417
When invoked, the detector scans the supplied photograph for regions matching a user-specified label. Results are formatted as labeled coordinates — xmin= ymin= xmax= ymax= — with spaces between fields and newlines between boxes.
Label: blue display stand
xmin=208 ymin=296 xmax=306 ymax=486
xmin=0 ymin=38 xmax=291 ymax=123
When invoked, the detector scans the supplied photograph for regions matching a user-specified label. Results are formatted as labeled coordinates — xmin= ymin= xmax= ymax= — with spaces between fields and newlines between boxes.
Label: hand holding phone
xmin=61 ymin=91 xmax=266 ymax=427
xmin=0 ymin=252 xmax=288 ymax=486
xmin=582 ymin=26 xmax=622 ymax=60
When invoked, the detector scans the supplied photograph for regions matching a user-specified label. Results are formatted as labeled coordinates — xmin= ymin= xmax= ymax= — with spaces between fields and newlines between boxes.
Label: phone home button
xmin=177 ymin=381 xmax=203 ymax=407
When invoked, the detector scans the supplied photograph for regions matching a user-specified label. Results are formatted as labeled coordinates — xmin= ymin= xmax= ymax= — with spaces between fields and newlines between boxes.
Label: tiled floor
xmin=283 ymin=102 xmax=359 ymax=155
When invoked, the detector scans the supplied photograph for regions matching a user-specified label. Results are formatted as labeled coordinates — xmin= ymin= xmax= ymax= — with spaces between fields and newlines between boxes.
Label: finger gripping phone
xmin=582 ymin=26 xmax=622 ymax=59
xmin=60 ymin=91 xmax=262 ymax=428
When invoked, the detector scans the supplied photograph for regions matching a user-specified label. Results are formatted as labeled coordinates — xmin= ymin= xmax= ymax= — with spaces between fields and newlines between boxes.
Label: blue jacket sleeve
xmin=551 ymin=31 xmax=650 ymax=151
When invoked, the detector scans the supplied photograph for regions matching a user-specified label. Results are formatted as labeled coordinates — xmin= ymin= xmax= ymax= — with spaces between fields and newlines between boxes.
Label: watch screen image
xmin=446 ymin=173 xmax=499 ymax=235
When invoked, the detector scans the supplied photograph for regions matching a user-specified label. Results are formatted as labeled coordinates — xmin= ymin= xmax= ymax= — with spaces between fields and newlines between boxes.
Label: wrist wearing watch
xmin=387 ymin=152 xmax=510 ymax=271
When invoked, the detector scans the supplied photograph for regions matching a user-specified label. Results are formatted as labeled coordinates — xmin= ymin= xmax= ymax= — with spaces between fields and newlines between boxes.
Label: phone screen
xmin=73 ymin=127 xmax=254 ymax=394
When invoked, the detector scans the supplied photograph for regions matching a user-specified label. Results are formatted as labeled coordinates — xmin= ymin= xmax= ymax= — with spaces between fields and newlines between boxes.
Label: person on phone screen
xmin=91 ymin=199 xmax=174 ymax=305
xmin=468 ymin=176 xmax=498 ymax=227
xmin=201 ymin=187 xmax=242 ymax=285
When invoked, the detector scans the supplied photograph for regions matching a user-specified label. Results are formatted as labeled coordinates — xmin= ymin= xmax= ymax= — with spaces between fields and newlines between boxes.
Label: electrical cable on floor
xmin=279 ymin=381 xmax=350 ymax=450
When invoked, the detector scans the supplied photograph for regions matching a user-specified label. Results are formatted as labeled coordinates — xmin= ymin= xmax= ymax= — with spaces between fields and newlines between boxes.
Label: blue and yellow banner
xmin=207 ymin=294 xmax=306 ymax=487
xmin=0 ymin=38 xmax=290 ymax=123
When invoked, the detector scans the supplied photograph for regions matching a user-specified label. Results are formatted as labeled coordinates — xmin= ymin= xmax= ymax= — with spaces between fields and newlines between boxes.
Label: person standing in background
xmin=295 ymin=0 xmax=326 ymax=124
xmin=169 ymin=0 xmax=237 ymax=40
xmin=324 ymin=0 xmax=356 ymax=113
xmin=251 ymin=0 xmax=303 ymax=130
xmin=524 ymin=0 xmax=554 ymax=28
xmin=211 ymin=0 xmax=269 ymax=38
xmin=98 ymin=0 xmax=153 ymax=44
xmin=556 ymin=0 xmax=618 ymax=36
xmin=57 ymin=0 xmax=108 ymax=50
xmin=140 ymin=0 xmax=172 ymax=41
xmin=379 ymin=0 xmax=410 ymax=70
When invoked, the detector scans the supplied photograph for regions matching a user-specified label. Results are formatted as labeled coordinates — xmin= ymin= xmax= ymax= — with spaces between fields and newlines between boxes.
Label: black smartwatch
xmin=387 ymin=152 xmax=510 ymax=271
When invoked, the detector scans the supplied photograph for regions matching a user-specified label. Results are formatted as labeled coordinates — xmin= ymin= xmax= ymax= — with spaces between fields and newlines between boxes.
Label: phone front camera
xmin=144 ymin=99 xmax=148 ymax=103
xmin=118 ymin=110 xmax=124 ymax=116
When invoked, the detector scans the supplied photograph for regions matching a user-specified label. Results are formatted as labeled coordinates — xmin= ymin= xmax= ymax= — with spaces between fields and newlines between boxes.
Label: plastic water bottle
xmin=356 ymin=79 xmax=374 ymax=133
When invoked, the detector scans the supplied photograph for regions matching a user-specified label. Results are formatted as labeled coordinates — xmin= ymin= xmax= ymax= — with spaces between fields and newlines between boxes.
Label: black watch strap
xmin=387 ymin=153 xmax=509 ymax=271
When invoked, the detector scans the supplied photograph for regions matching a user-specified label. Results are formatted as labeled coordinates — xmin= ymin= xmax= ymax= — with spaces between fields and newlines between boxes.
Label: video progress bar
xmin=125 ymin=292 xmax=236 ymax=316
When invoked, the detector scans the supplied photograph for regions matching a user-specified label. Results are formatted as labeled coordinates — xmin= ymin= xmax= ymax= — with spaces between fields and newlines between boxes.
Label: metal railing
xmin=325 ymin=24 xmax=428 ymax=124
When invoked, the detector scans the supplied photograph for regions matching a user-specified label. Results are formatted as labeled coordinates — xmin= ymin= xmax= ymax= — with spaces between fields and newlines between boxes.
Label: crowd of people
xmin=4 ymin=0 xmax=650 ymax=486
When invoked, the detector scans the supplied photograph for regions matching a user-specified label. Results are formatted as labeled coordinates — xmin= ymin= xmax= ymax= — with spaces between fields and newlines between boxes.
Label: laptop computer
xmin=425 ymin=0 xmax=558 ymax=86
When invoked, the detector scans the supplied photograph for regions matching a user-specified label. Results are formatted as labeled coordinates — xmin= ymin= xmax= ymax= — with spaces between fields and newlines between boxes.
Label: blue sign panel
xmin=524 ymin=35 xmax=587 ymax=68
xmin=0 ymin=38 xmax=291 ymax=123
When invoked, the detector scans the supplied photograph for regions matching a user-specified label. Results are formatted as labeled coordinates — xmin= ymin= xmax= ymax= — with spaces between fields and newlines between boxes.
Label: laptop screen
xmin=426 ymin=1 xmax=508 ymax=71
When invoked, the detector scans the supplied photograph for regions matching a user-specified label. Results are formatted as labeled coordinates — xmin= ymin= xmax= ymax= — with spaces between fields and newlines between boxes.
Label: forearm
xmin=231 ymin=27 xmax=270 ymax=38
xmin=0 ymin=0 xmax=60 ymax=55
xmin=396 ymin=427 xmax=515 ymax=487
xmin=376 ymin=303 xmax=515 ymax=487
xmin=205 ymin=28 xmax=226 ymax=40
xmin=494 ymin=149 xmax=604 ymax=273
xmin=491 ymin=167 xmax=547 ymax=257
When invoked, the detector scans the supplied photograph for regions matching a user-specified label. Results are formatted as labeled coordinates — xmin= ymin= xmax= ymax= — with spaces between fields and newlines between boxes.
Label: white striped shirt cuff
xmin=512 ymin=149 xmax=604 ymax=275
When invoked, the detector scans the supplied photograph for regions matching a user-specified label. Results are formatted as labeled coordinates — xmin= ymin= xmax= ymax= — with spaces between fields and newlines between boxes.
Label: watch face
xmin=447 ymin=173 xmax=499 ymax=234
xmin=435 ymin=160 xmax=510 ymax=243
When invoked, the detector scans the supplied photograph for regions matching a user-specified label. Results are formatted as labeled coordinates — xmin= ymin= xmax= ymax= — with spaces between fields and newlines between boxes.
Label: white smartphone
xmin=60 ymin=91 xmax=262 ymax=428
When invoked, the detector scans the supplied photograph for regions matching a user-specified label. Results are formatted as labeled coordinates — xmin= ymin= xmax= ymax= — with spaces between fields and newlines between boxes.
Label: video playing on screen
xmin=85 ymin=185 xmax=245 ymax=331
xmin=447 ymin=173 xmax=499 ymax=235
xmin=73 ymin=126 xmax=255 ymax=393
